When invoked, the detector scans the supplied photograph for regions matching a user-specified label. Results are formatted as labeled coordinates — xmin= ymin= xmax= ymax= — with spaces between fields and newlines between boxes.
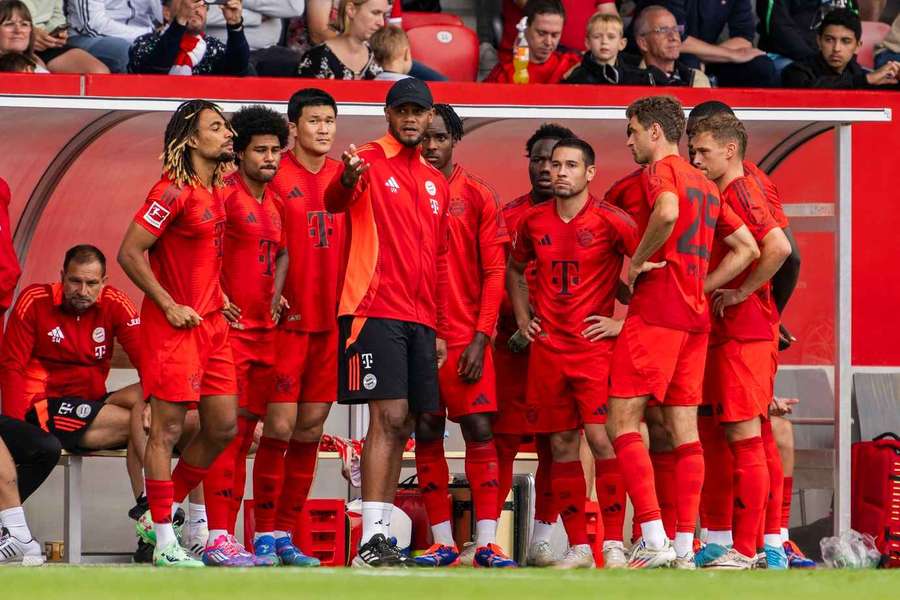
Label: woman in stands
xmin=0 ymin=0 xmax=108 ymax=74
xmin=297 ymin=0 xmax=386 ymax=79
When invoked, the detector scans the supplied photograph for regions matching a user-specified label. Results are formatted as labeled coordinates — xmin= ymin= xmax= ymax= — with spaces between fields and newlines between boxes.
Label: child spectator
xmin=564 ymin=12 xmax=650 ymax=85
xmin=371 ymin=24 xmax=412 ymax=81
xmin=0 ymin=49 xmax=35 ymax=71
xmin=782 ymin=8 xmax=900 ymax=88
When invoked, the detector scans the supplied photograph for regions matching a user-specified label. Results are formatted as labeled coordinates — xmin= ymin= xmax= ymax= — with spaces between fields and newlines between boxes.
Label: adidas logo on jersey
xmin=288 ymin=186 xmax=303 ymax=199
xmin=385 ymin=177 xmax=400 ymax=193
xmin=472 ymin=393 xmax=491 ymax=407
xmin=539 ymin=234 xmax=552 ymax=245
xmin=47 ymin=326 xmax=64 ymax=344
xmin=247 ymin=212 xmax=257 ymax=224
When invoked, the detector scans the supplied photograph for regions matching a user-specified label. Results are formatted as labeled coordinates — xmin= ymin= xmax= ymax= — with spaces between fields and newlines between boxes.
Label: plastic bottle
xmin=513 ymin=17 xmax=529 ymax=85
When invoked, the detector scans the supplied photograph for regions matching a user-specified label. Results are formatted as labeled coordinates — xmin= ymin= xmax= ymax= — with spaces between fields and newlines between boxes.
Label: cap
xmin=385 ymin=77 xmax=433 ymax=109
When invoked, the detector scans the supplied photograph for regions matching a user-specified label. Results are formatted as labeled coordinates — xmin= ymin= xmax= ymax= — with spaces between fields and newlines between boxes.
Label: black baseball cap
xmin=385 ymin=77 xmax=433 ymax=109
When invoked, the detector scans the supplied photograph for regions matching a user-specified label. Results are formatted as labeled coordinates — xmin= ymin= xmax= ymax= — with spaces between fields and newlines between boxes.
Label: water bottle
xmin=513 ymin=17 xmax=530 ymax=85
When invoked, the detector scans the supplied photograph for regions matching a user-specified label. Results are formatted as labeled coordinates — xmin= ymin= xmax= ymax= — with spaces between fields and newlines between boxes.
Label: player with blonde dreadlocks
xmin=118 ymin=99 xmax=245 ymax=568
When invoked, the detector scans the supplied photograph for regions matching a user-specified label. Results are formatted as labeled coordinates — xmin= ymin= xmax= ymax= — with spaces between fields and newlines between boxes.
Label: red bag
xmin=851 ymin=432 xmax=900 ymax=567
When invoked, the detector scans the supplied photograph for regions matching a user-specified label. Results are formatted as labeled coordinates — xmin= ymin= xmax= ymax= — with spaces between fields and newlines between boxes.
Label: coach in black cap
xmin=324 ymin=76 xmax=451 ymax=568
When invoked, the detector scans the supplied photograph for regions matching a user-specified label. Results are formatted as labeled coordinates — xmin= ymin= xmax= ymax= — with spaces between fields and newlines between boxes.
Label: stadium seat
xmin=401 ymin=11 xmax=464 ymax=31
xmin=859 ymin=21 xmax=891 ymax=69
xmin=406 ymin=24 xmax=480 ymax=81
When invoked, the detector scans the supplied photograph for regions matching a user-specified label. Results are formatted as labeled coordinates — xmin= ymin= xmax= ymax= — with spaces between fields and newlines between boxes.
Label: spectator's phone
xmin=50 ymin=25 xmax=67 ymax=36
xmin=204 ymin=0 xmax=229 ymax=4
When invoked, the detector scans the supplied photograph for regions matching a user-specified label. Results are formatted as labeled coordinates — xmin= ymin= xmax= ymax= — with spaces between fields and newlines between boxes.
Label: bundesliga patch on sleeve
xmin=143 ymin=201 xmax=171 ymax=229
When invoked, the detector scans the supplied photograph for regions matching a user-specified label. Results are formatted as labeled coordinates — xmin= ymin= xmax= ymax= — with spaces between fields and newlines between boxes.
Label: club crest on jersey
xmin=76 ymin=404 xmax=92 ymax=419
xmin=449 ymin=198 xmax=466 ymax=217
xmin=425 ymin=180 xmax=437 ymax=196
xmin=47 ymin=326 xmax=64 ymax=344
xmin=576 ymin=228 xmax=594 ymax=248
xmin=385 ymin=177 xmax=400 ymax=193
xmin=143 ymin=202 xmax=171 ymax=228
xmin=92 ymin=327 xmax=106 ymax=343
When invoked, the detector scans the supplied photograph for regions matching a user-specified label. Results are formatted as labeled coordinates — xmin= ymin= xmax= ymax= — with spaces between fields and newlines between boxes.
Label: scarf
xmin=170 ymin=30 xmax=207 ymax=76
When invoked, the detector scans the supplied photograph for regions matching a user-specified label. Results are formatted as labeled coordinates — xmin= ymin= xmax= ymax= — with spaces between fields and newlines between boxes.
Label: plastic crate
xmin=584 ymin=500 xmax=604 ymax=567
xmin=242 ymin=498 xmax=347 ymax=567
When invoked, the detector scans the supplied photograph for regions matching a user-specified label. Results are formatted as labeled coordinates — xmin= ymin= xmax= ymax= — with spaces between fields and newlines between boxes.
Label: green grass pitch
xmin=2 ymin=567 xmax=899 ymax=600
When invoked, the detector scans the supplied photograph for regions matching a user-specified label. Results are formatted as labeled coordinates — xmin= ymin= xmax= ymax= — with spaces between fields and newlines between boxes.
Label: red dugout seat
xmin=859 ymin=21 xmax=891 ymax=69
xmin=401 ymin=11 xmax=464 ymax=31
xmin=406 ymin=24 xmax=479 ymax=81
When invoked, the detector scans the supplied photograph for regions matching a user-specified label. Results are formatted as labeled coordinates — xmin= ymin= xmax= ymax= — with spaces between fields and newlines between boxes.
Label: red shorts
xmin=526 ymin=338 xmax=612 ymax=433
xmin=609 ymin=315 xmax=708 ymax=406
xmin=272 ymin=327 xmax=338 ymax=404
xmin=141 ymin=308 xmax=237 ymax=403
xmin=230 ymin=328 xmax=276 ymax=417
xmin=434 ymin=344 xmax=498 ymax=422
xmin=704 ymin=338 xmax=776 ymax=424
xmin=492 ymin=341 xmax=535 ymax=435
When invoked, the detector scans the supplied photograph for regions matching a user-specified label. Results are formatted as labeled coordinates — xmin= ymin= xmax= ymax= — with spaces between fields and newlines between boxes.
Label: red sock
xmin=274 ymin=440 xmax=319 ymax=533
xmin=534 ymin=435 xmax=556 ymax=523
xmin=465 ymin=440 xmax=500 ymax=522
xmin=553 ymin=460 xmax=589 ymax=546
xmin=613 ymin=433 xmax=661 ymax=527
xmin=146 ymin=479 xmax=174 ymax=524
xmin=729 ymin=436 xmax=769 ymax=557
xmin=781 ymin=476 xmax=793 ymax=530
xmin=252 ymin=436 xmax=288 ymax=533
xmin=204 ymin=434 xmax=240 ymax=532
xmin=761 ymin=421 xmax=784 ymax=536
xmin=595 ymin=458 xmax=625 ymax=542
xmin=172 ymin=459 xmax=208 ymax=504
xmin=674 ymin=442 xmax=704 ymax=535
xmin=650 ymin=451 xmax=676 ymax=538
xmin=494 ymin=434 xmax=520 ymax=516
xmin=698 ymin=419 xmax=733 ymax=531
xmin=229 ymin=416 xmax=256 ymax=528
xmin=415 ymin=439 xmax=451 ymax=525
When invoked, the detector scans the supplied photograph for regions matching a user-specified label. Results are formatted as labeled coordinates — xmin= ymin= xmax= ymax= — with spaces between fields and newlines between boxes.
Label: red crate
xmin=242 ymin=498 xmax=347 ymax=567
xmin=584 ymin=500 xmax=604 ymax=568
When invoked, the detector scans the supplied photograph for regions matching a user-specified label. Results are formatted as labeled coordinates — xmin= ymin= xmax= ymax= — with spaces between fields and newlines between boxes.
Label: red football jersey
xmin=443 ymin=165 xmax=509 ymax=346
xmin=511 ymin=196 xmax=638 ymax=351
xmin=0 ymin=178 xmax=21 ymax=314
xmin=629 ymin=154 xmax=730 ymax=333
xmin=483 ymin=50 xmax=581 ymax=84
xmin=221 ymin=172 xmax=284 ymax=331
xmin=132 ymin=177 xmax=226 ymax=318
xmin=270 ymin=152 xmax=344 ymax=333
xmin=497 ymin=191 xmax=546 ymax=342
xmin=602 ymin=168 xmax=647 ymax=223
xmin=0 ymin=283 xmax=142 ymax=420
xmin=709 ymin=175 xmax=780 ymax=342
xmin=743 ymin=160 xmax=789 ymax=229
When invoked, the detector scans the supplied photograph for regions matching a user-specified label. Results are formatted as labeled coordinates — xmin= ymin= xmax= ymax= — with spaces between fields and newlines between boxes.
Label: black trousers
xmin=0 ymin=415 xmax=62 ymax=502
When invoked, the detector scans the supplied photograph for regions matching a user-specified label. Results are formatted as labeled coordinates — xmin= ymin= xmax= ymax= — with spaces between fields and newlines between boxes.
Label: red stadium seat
xmin=406 ymin=24 xmax=479 ymax=81
xmin=859 ymin=21 xmax=891 ymax=69
xmin=401 ymin=11 xmax=464 ymax=31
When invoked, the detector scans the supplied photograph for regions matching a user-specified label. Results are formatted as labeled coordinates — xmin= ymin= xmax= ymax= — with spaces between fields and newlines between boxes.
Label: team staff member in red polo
xmin=325 ymin=78 xmax=450 ymax=568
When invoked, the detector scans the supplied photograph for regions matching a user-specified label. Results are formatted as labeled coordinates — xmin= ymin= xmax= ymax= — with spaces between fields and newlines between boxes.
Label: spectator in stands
xmin=782 ymin=7 xmax=900 ymax=88
xmin=875 ymin=13 xmax=900 ymax=69
xmin=499 ymin=0 xmax=617 ymax=59
xmin=0 ymin=49 xmax=35 ymax=70
xmin=756 ymin=0 xmax=860 ymax=72
xmin=66 ymin=0 xmax=161 ymax=73
xmin=632 ymin=0 xmax=776 ymax=87
xmin=0 ymin=431 xmax=56 ymax=565
xmin=564 ymin=12 xmax=650 ymax=85
xmin=0 ymin=245 xmax=146 ymax=501
xmin=206 ymin=0 xmax=304 ymax=77
xmin=484 ymin=0 xmax=580 ymax=83
xmin=0 ymin=0 xmax=107 ymax=73
xmin=630 ymin=5 xmax=710 ymax=87
xmin=18 ymin=0 xmax=110 ymax=72
xmin=298 ymin=0 xmax=385 ymax=78
xmin=371 ymin=23 xmax=411 ymax=80
xmin=128 ymin=0 xmax=250 ymax=76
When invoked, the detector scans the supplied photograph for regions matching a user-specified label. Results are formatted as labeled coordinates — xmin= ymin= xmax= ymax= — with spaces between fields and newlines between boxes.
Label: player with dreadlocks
xmin=412 ymin=103 xmax=515 ymax=568
xmin=118 ymin=99 xmax=240 ymax=567
xmin=196 ymin=105 xmax=290 ymax=566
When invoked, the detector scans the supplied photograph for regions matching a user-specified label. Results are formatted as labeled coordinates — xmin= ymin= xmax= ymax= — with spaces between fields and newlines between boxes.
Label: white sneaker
xmin=673 ymin=554 xmax=697 ymax=570
xmin=627 ymin=538 xmax=677 ymax=569
xmin=0 ymin=528 xmax=45 ymax=566
xmin=754 ymin=551 xmax=767 ymax=570
xmin=526 ymin=540 xmax=556 ymax=567
xmin=457 ymin=541 xmax=477 ymax=567
xmin=553 ymin=544 xmax=595 ymax=569
xmin=184 ymin=524 xmax=209 ymax=561
xmin=602 ymin=541 xmax=627 ymax=569
xmin=702 ymin=547 xmax=755 ymax=570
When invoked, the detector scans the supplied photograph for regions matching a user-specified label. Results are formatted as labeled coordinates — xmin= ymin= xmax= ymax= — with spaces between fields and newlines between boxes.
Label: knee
xmin=649 ymin=421 xmax=672 ymax=452
xmin=266 ymin=415 xmax=296 ymax=441
xmin=375 ymin=407 xmax=413 ymax=441
xmin=459 ymin=415 xmax=492 ymax=444
xmin=748 ymin=55 xmax=777 ymax=86
xmin=549 ymin=431 xmax=580 ymax=461
xmin=150 ymin=417 xmax=184 ymax=449
xmin=585 ymin=426 xmax=613 ymax=459
xmin=415 ymin=413 xmax=445 ymax=443
xmin=205 ymin=416 xmax=238 ymax=449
